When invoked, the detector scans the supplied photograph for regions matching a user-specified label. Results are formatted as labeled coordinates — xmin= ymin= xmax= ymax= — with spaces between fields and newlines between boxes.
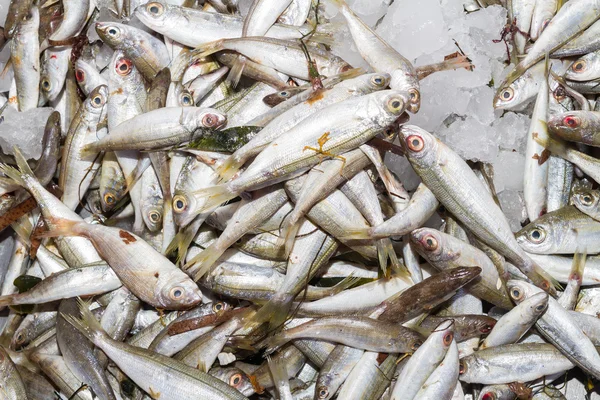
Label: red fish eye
xmin=75 ymin=69 xmax=85 ymax=82
xmin=442 ymin=332 xmax=453 ymax=345
xmin=421 ymin=234 xmax=438 ymax=251
xmin=202 ymin=113 xmax=219 ymax=127
xmin=482 ymin=393 xmax=496 ymax=400
xmin=564 ymin=116 xmax=580 ymax=127
xmin=480 ymin=324 xmax=493 ymax=333
xmin=116 ymin=58 xmax=132 ymax=76
xmin=406 ymin=135 xmax=424 ymax=152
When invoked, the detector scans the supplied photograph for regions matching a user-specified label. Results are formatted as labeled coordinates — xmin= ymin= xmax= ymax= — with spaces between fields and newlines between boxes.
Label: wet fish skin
xmin=373 ymin=267 xmax=482 ymax=323
xmin=63 ymin=299 xmax=249 ymax=400
xmin=458 ymin=343 xmax=574 ymax=384
xmin=516 ymin=205 xmax=600 ymax=254
xmin=399 ymin=124 xmax=557 ymax=294
xmin=57 ymin=298 xmax=117 ymax=400
xmin=10 ymin=4 xmax=40 ymax=112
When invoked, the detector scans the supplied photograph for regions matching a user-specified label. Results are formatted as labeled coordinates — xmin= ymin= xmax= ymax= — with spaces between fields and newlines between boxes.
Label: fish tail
xmin=277 ymin=215 xmax=301 ymax=258
xmin=0 ymin=294 xmax=16 ymax=307
xmin=377 ymin=238 xmax=410 ymax=280
xmin=340 ymin=227 xmax=373 ymax=240
xmin=193 ymin=183 xmax=238 ymax=213
xmin=195 ymin=39 xmax=226 ymax=59
xmin=263 ymin=333 xmax=289 ymax=355
xmin=80 ymin=142 xmax=100 ymax=157
xmin=225 ymin=55 xmax=246 ymax=89
xmin=245 ymin=293 xmax=294 ymax=331
xmin=0 ymin=146 xmax=34 ymax=188
xmin=267 ymin=354 xmax=289 ymax=392
xmin=35 ymin=216 xmax=81 ymax=239
xmin=166 ymin=227 xmax=196 ymax=264
xmin=61 ymin=298 xmax=107 ymax=345
xmin=215 ymin=155 xmax=245 ymax=182
xmin=184 ymin=242 xmax=224 ymax=281
xmin=327 ymin=274 xmax=361 ymax=296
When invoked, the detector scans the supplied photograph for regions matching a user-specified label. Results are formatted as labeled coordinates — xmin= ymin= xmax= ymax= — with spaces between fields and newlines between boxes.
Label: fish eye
xmin=41 ymin=79 xmax=51 ymax=91
xmin=411 ymin=340 xmax=422 ymax=352
xmin=442 ymin=332 xmax=453 ymax=346
xmin=229 ymin=373 xmax=242 ymax=387
xmin=580 ymin=192 xmax=595 ymax=206
xmin=388 ymin=97 xmax=404 ymax=112
xmin=534 ymin=303 xmax=546 ymax=313
xmin=181 ymin=93 xmax=193 ymax=106
xmin=317 ymin=386 xmax=329 ymax=399
xmin=103 ymin=193 xmax=116 ymax=205
xmin=458 ymin=360 xmax=466 ymax=375
xmin=213 ymin=302 xmax=224 ymax=312
xmin=563 ymin=115 xmax=580 ymax=128
xmin=371 ymin=75 xmax=385 ymax=86
xmin=527 ymin=227 xmax=546 ymax=243
xmin=406 ymin=135 xmax=424 ymax=152
xmin=280 ymin=91 xmax=288 ymax=97
xmin=15 ymin=332 xmax=24 ymax=344
xmin=107 ymin=27 xmax=120 ymax=37
xmin=500 ymin=87 xmax=514 ymax=101
xmin=116 ymin=58 xmax=132 ymax=76
xmin=75 ymin=69 xmax=85 ymax=82
xmin=147 ymin=2 xmax=164 ymax=15
xmin=422 ymin=234 xmax=438 ymax=251
xmin=481 ymin=392 xmax=497 ymax=400
xmin=149 ymin=211 xmax=161 ymax=223
xmin=169 ymin=287 xmax=184 ymax=299
xmin=202 ymin=113 xmax=220 ymax=128
xmin=509 ymin=286 xmax=523 ymax=301
xmin=572 ymin=60 xmax=586 ymax=73
xmin=173 ymin=195 xmax=187 ymax=212
xmin=92 ymin=94 xmax=104 ymax=106
xmin=409 ymin=89 xmax=420 ymax=102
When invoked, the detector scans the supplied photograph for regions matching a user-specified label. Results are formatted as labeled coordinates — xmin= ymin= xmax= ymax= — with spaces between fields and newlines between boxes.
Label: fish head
xmin=157 ymin=275 xmax=203 ymax=310
xmin=493 ymin=73 xmax=533 ymax=111
xmin=142 ymin=204 xmax=163 ymax=232
xmin=433 ymin=319 xmax=455 ymax=350
xmin=96 ymin=22 xmax=128 ymax=48
xmin=74 ymin=59 xmax=95 ymax=89
xmin=515 ymin=219 xmax=556 ymax=254
xmin=410 ymin=228 xmax=444 ymax=260
xmin=10 ymin=326 xmax=30 ymax=350
xmin=478 ymin=386 xmax=510 ymax=400
xmin=390 ymin=70 xmax=420 ymax=113
xmin=358 ymin=72 xmax=392 ymax=93
xmin=523 ymin=291 xmax=549 ymax=319
xmin=84 ymin=84 xmax=109 ymax=115
xmin=172 ymin=191 xmax=198 ymax=227
xmin=547 ymin=111 xmax=595 ymax=143
xmin=465 ymin=316 xmax=497 ymax=338
xmin=186 ymin=107 xmax=227 ymax=131
xmin=211 ymin=367 xmax=255 ymax=397
xmin=573 ymin=189 xmax=600 ymax=216
xmin=506 ymin=279 xmax=542 ymax=306
xmin=398 ymin=125 xmax=437 ymax=168
xmin=565 ymin=54 xmax=598 ymax=82
xmin=135 ymin=1 xmax=171 ymax=30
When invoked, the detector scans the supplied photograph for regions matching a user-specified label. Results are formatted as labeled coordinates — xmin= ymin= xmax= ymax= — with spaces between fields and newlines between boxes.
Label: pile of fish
xmin=4 ymin=0 xmax=600 ymax=398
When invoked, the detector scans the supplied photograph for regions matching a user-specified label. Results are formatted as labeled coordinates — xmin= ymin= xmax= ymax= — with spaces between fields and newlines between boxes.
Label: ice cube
xmin=376 ymin=0 xmax=448 ymax=61
xmin=497 ymin=190 xmax=526 ymax=232
xmin=346 ymin=0 xmax=389 ymax=27
xmin=0 ymin=107 xmax=54 ymax=160
xmin=493 ymin=150 xmax=526 ymax=192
